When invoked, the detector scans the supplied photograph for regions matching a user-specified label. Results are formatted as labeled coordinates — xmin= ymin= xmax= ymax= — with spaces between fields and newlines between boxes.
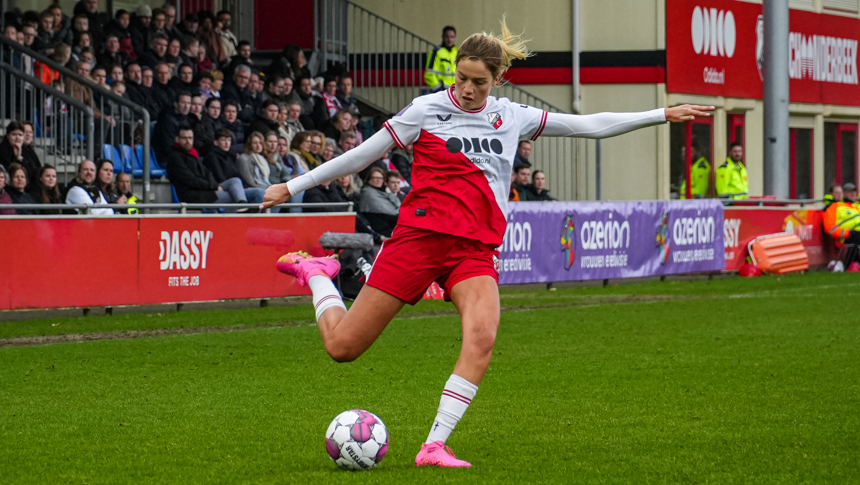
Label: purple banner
xmin=498 ymin=200 xmax=725 ymax=284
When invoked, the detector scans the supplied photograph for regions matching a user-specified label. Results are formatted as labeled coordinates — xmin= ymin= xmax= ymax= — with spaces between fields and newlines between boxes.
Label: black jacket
xmin=194 ymin=115 xmax=222 ymax=157
xmin=150 ymin=81 xmax=175 ymax=119
xmin=126 ymin=82 xmax=159 ymax=118
xmin=303 ymin=183 xmax=351 ymax=212
xmin=153 ymin=110 xmax=192 ymax=167
xmin=528 ymin=186 xmax=556 ymax=201
xmin=0 ymin=140 xmax=41 ymax=187
xmin=7 ymin=186 xmax=36 ymax=214
xmin=169 ymin=78 xmax=200 ymax=97
xmin=138 ymin=48 xmax=166 ymax=69
xmin=220 ymin=118 xmax=245 ymax=153
xmin=248 ymin=115 xmax=280 ymax=138
xmin=204 ymin=147 xmax=241 ymax=183
xmin=166 ymin=145 xmax=218 ymax=203
xmin=221 ymin=82 xmax=255 ymax=123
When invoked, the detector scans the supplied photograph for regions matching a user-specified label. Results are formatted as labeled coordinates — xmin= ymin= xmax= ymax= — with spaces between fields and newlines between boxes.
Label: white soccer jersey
xmin=383 ymin=86 xmax=547 ymax=246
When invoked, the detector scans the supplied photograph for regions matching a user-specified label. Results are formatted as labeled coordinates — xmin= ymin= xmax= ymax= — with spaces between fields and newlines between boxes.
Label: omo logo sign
xmin=691 ymin=6 xmax=736 ymax=58
xmin=445 ymin=137 xmax=503 ymax=155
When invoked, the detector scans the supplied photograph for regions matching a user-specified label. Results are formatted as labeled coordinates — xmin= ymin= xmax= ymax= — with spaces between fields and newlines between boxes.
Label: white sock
xmin=308 ymin=275 xmax=347 ymax=321
xmin=425 ymin=374 xmax=478 ymax=444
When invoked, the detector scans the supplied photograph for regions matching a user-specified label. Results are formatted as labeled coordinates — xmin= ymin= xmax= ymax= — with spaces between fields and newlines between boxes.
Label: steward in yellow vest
xmin=425 ymin=26 xmax=458 ymax=92
xmin=680 ymin=156 xmax=712 ymax=199
xmin=716 ymin=143 xmax=748 ymax=199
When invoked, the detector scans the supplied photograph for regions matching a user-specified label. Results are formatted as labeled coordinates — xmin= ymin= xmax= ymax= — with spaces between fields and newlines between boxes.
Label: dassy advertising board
xmin=667 ymin=0 xmax=860 ymax=106
xmin=498 ymin=200 xmax=725 ymax=284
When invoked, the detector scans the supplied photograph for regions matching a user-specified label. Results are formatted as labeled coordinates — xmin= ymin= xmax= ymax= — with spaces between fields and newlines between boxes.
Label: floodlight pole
xmin=763 ymin=1 xmax=790 ymax=197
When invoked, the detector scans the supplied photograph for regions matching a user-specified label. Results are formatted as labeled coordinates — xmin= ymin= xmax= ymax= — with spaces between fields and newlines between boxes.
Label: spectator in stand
xmin=287 ymin=132 xmax=316 ymax=174
xmin=337 ymin=74 xmax=357 ymax=112
xmin=0 ymin=166 xmax=12 ymax=214
xmin=78 ymin=47 xmax=96 ymax=68
xmin=170 ymin=63 xmax=198 ymax=96
xmin=28 ymin=164 xmax=62 ymax=213
xmin=237 ymin=132 xmax=272 ymax=189
xmin=141 ymin=65 xmax=153 ymax=87
xmin=139 ymin=33 xmax=168 ymax=68
xmin=177 ymin=12 xmax=198 ymax=38
xmin=176 ymin=35 xmax=199 ymax=77
xmin=314 ymin=75 xmax=342 ymax=129
xmin=225 ymin=40 xmax=253 ymax=78
xmin=195 ymin=43 xmax=213 ymax=72
xmin=308 ymin=131 xmax=326 ymax=165
xmin=323 ymin=138 xmax=338 ymax=161
xmin=90 ymin=65 xmax=109 ymax=89
xmin=424 ymin=25 xmax=456 ymax=92
xmin=96 ymin=158 xmax=127 ymax=205
xmin=129 ymin=5 xmax=152 ymax=57
xmin=203 ymin=129 xmax=265 ymax=205
xmin=166 ymin=126 xmax=252 ymax=209
xmin=153 ymin=91 xmax=192 ymax=165
xmin=303 ymin=174 xmax=351 ymax=213
xmin=221 ymin=101 xmax=245 ymax=153
xmin=514 ymin=140 xmax=532 ymax=166
xmin=115 ymin=172 xmax=139 ymax=212
xmin=337 ymin=131 xmax=357 ymax=156
xmin=65 ymin=159 xmax=112 ymax=214
xmin=217 ymin=10 xmax=238 ymax=60
xmin=1 ymin=122 xmax=28 ymax=175
xmin=335 ymin=174 xmax=361 ymax=205
xmin=20 ymin=121 xmax=42 ymax=187
xmin=73 ymin=0 xmax=105 ymax=46
xmin=72 ymin=31 xmax=92 ymax=62
xmin=386 ymin=170 xmax=407 ymax=202
xmin=98 ymin=33 xmax=129 ymax=68
xmin=204 ymin=70 xmax=223 ymax=99
xmin=150 ymin=62 xmax=175 ymax=118
xmin=276 ymin=103 xmax=295 ymax=144
xmin=250 ymin=100 xmax=281 ymax=137
xmin=248 ymin=71 xmax=264 ymax=111
xmin=109 ymin=64 xmax=124 ymax=83
xmin=323 ymin=109 xmax=352 ymax=143
xmin=165 ymin=38 xmax=181 ymax=67
xmin=509 ymin=163 xmax=532 ymax=201
xmin=295 ymin=76 xmax=316 ymax=129
xmin=198 ymin=13 xmax=225 ymax=66
xmin=49 ymin=4 xmax=73 ymax=46
xmin=389 ymin=143 xmax=413 ymax=184
xmin=105 ymin=9 xmax=135 ymax=60
xmin=162 ymin=4 xmax=180 ymax=41
xmin=267 ymin=44 xmax=309 ymax=82
xmin=277 ymin=135 xmax=300 ymax=176
xmin=194 ymin=97 xmax=222 ymax=156
xmin=150 ymin=9 xmax=169 ymax=41
xmin=4 ymin=25 xmax=16 ymax=42
xmin=32 ymin=10 xmax=58 ymax=55
xmin=189 ymin=94 xmax=204 ymax=126
xmin=221 ymin=65 xmax=255 ymax=123
xmin=259 ymin=75 xmax=286 ymax=105
xmin=6 ymin=163 xmax=36 ymax=214
xmin=125 ymin=62 xmax=157 ymax=116
xmin=282 ymin=76 xmax=300 ymax=106
xmin=359 ymin=166 xmax=400 ymax=237
xmin=528 ymin=170 xmax=555 ymax=200
xmin=265 ymin=131 xmax=290 ymax=186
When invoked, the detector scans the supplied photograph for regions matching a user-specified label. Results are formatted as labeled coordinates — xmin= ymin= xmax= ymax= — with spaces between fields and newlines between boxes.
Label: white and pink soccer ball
xmin=325 ymin=409 xmax=389 ymax=470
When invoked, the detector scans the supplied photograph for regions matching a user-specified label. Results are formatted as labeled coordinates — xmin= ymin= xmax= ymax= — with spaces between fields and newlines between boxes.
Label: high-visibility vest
xmin=127 ymin=195 xmax=139 ymax=215
xmin=425 ymin=45 xmax=457 ymax=91
xmin=715 ymin=158 xmax=748 ymax=199
xmin=680 ymin=156 xmax=712 ymax=199
xmin=823 ymin=201 xmax=860 ymax=241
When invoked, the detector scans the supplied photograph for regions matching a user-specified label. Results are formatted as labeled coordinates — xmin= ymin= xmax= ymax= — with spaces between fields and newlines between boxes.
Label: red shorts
xmin=365 ymin=225 xmax=500 ymax=305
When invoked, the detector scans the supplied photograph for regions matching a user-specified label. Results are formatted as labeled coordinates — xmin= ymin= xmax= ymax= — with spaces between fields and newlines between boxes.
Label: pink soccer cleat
xmin=275 ymin=252 xmax=340 ymax=286
xmin=415 ymin=441 xmax=472 ymax=468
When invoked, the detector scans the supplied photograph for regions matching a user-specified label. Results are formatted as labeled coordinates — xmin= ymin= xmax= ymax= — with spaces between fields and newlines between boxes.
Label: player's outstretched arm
xmin=540 ymin=104 xmax=713 ymax=139
xmin=260 ymin=129 xmax=397 ymax=209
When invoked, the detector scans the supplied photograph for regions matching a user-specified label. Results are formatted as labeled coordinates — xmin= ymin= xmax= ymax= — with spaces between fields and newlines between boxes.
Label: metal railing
xmin=316 ymin=0 xmax=580 ymax=200
xmin=0 ymin=36 xmax=152 ymax=203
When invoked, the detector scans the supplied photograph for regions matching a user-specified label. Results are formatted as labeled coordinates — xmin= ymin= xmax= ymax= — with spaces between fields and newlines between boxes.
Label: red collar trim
xmin=447 ymin=86 xmax=486 ymax=113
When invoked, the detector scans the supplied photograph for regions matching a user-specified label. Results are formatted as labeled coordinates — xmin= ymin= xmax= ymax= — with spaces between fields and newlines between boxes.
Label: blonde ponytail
xmin=456 ymin=16 xmax=531 ymax=81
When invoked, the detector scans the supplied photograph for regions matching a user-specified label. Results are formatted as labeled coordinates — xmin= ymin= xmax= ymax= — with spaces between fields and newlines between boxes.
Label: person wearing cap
xmin=178 ymin=13 xmax=199 ymax=38
xmin=843 ymin=182 xmax=858 ymax=206
xmin=130 ymin=4 xmax=152 ymax=56
xmin=823 ymin=181 xmax=860 ymax=245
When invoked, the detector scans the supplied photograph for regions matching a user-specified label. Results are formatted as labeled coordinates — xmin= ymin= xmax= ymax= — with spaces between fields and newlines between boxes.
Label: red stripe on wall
xmin=580 ymin=67 xmax=665 ymax=84
xmin=504 ymin=67 xmax=573 ymax=85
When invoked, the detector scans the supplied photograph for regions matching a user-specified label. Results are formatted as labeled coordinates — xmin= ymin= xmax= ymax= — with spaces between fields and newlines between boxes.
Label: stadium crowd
xmin=0 ymin=2 xmax=553 ymax=240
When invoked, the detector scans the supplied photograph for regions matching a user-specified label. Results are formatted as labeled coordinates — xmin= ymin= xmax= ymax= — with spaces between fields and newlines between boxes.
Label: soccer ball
xmin=325 ymin=409 xmax=389 ymax=470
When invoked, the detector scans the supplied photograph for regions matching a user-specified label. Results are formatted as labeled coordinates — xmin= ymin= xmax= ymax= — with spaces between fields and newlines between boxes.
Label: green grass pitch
xmin=1 ymin=273 xmax=858 ymax=484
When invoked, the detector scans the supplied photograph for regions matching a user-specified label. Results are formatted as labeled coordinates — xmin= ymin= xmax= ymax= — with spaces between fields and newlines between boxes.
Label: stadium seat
xmin=103 ymin=144 xmax=123 ymax=173
xmin=119 ymin=145 xmax=134 ymax=173
xmin=132 ymin=145 xmax=166 ymax=178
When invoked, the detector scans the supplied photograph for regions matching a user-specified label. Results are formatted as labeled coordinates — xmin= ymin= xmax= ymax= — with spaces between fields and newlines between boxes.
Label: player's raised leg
xmin=416 ymin=275 xmax=500 ymax=468
xmin=277 ymin=252 xmax=404 ymax=362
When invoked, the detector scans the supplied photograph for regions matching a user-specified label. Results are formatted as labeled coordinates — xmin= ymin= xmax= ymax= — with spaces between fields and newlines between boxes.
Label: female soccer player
xmin=261 ymin=21 xmax=712 ymax=468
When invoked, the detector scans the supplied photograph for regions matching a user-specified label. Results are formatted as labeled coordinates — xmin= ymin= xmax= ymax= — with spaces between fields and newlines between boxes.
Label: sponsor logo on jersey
xmin=488 ymin=112 xmax=503 ymax=130
xmin=436 ymin=114 xmax=452 ymax=124
xmin=445 ymin=137 xmax=504 ymax=155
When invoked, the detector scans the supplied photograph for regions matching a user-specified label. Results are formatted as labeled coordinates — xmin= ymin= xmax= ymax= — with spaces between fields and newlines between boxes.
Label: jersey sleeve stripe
xmin=383 ymin=121 xmax=406 ymax=149
xmin=531 ymin=111 xmax=548 ymax=141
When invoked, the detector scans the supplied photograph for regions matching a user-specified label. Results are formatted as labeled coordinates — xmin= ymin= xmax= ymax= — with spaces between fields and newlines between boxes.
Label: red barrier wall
xmin=0 ymin=215 xmax=354 ymax=311
xmin=724 ymin=208 xmax=833 ymax=270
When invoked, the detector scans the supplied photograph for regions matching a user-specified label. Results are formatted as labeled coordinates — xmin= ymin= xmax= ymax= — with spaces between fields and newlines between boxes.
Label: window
xmin=824 ymin=122 xmax=858 ymax=193
xmin=790 ymin=128 xmax=813 ymax=199
xmin=823 ymin=0 xmax=859 ymax=12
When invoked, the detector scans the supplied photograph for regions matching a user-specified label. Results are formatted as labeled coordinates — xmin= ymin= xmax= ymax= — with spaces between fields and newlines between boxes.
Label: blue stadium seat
xmin=120 ymin=145 xmax=134 ymax=173
xmin=132 ymin=145 xmax=166 ymax=178
xmin=103 ymin=144 xmax=123 ymax=173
